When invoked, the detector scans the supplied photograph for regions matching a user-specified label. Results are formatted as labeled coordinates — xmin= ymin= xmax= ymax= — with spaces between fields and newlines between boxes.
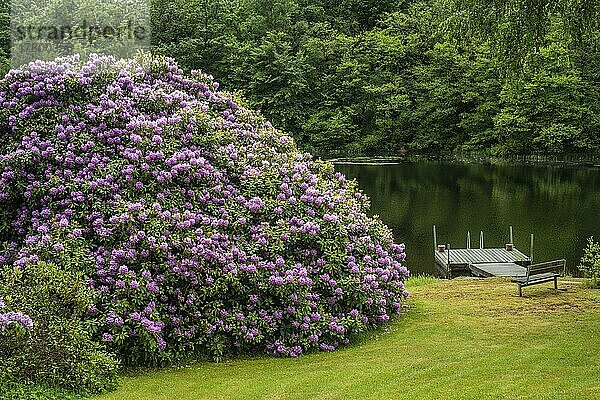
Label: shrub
xmin=578 ymin=237 xmax=600 ymax=288
xmin=0 ymin=379 xmax=83 ymax=400
xmin=0 ymin=54 xmax=409 ymax=366
xmin=0 ymin=262 xmax=119 ymax=394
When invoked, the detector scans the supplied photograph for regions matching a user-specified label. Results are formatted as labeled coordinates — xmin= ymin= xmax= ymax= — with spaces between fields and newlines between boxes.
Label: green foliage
xmin=0 ymin=262 xmax=120 ymax=395
xmin=440 ymin=0 xmax=600 ymax=69
xmin=491 ymin=39 xmax=595 ymax=154
xmin=578 ymin=237 xmax=600 ymax=288
xmin=208 ymin=0 xmax=599 ymax=156
xmin=410 ymin=41 xmax=468 ymax=152
xmin=151 ymin=0 xmax=237 ymax=76
xmin=0 ymin=379 xmax=83 ymax=400
xmin=0 ymin=0 xmax=598 ymax=156
xmin=0 ymin=1 xmax=8 ymax=76
xmin=228 ymin=31 xmax=310 ymax=134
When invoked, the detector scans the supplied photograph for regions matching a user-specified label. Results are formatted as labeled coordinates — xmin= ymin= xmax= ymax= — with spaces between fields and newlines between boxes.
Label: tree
xmin=0 ymin=1 xmax=9 ymax=75
xmin=440 ymin=0 xmax=600 ymax=70
xmin=150 ymin=0 xmax=238 ymax=80
xmin=578 ymin=237 xmax=600 ymax=288
xmin=493 ymin=41 xmax=594 ymax=154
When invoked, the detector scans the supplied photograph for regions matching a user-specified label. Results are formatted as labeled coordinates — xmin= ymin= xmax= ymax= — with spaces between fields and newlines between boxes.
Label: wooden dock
xmin=431 ymin=226 xmax=566 ymax=279
xmin=435 ymin=247 xmax=530 ymax=278
xmin=432 ymin=226 xmax=540 ymax=278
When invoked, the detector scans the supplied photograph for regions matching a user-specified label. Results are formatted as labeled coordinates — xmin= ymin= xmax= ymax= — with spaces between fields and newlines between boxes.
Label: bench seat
xmin=511 ymin=260 xmax=565 ymax=296
xmin=511 ymin=272 xmax=559 ymax=285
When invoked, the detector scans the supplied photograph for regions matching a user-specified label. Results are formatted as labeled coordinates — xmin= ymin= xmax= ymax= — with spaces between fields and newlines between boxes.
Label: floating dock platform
xmin=435 ymin=248 xmax=530 ymax=278
xmin=433 ymin=226 xmax=532 ymax=278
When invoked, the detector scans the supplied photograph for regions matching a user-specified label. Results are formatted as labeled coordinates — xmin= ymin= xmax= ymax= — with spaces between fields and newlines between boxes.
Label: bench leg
xmin=518 ymin=285 xmax=522 ymax=297
xmin=554 ymin=276 xmax=558 ymax=290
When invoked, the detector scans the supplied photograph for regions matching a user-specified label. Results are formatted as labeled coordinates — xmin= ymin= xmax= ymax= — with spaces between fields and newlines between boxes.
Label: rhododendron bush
xmin=0 ymin=54 xmax=408 ymax=366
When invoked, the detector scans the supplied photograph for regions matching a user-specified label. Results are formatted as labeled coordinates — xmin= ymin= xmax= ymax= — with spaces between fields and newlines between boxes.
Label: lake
xmin=335 ymin=160 xmax=600 ymax=277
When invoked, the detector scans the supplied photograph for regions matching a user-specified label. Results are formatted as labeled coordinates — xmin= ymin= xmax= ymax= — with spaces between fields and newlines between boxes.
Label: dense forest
xmin=1 ymin=0 xmax=599 ymax=156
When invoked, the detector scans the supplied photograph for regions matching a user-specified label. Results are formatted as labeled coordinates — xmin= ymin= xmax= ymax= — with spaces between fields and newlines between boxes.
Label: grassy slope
xmin=95 ymin=278 xmax=600 ymax=400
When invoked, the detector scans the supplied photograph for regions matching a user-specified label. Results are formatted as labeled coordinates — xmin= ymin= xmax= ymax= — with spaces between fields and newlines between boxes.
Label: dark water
xmin=336 ymin=160 xmax=600 ymax=276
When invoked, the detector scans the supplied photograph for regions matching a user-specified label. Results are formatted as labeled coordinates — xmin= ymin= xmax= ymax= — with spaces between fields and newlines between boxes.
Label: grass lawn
xmin=95 ymin=277 xmax=600 ymax=400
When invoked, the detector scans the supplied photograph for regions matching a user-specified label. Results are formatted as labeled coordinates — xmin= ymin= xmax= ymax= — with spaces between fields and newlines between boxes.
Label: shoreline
xmin=318 ymin=153 xmax=600 ymax=168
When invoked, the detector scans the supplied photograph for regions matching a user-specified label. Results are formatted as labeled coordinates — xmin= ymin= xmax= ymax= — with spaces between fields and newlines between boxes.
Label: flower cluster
xmin=0 ymin=54 xmax=408 ymax=364
xmin=0 ymin=298 xmax=34 ymax=332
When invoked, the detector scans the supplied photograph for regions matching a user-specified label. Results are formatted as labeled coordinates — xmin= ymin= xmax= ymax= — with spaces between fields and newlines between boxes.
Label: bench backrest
xmin=526 ymin=259 xmax=566 ymax=283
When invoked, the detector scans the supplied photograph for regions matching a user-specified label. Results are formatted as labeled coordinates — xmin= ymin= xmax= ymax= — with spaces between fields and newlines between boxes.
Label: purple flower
xmin=0 ymin=310 xmax=34 ymax=331
xmin=246 ymin=197 xmax=265 ymax=212
xmin=269 ymin=275 xmax=284 ymax=286
xmin=146 ymin=282 xmax=159 ymax=293
xmin=157 ymin=336 xmax=167 ymax=350
xmin=130 ymin=312 xmax=141 ymax=321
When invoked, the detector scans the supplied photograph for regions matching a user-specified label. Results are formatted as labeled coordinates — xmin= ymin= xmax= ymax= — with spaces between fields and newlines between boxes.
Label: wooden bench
xmin=511 ymin=259 xmax=566 ymax=297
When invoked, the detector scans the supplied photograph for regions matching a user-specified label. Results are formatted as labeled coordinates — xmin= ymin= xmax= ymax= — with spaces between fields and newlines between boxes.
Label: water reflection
xmin=336 ymin=160 xmax=600 ymax=276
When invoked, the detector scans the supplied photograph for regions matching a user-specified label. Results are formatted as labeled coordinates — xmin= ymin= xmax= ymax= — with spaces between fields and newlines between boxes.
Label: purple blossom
xmin=146 ymin=281 xmax=159 ymax=293
xmin=246 ymin=197 xmax=266 ymax=212
xmin=0 ymin=310 xmax=34 ymax=331
xmin=0 ymin=55 xmax=409 ymax=363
